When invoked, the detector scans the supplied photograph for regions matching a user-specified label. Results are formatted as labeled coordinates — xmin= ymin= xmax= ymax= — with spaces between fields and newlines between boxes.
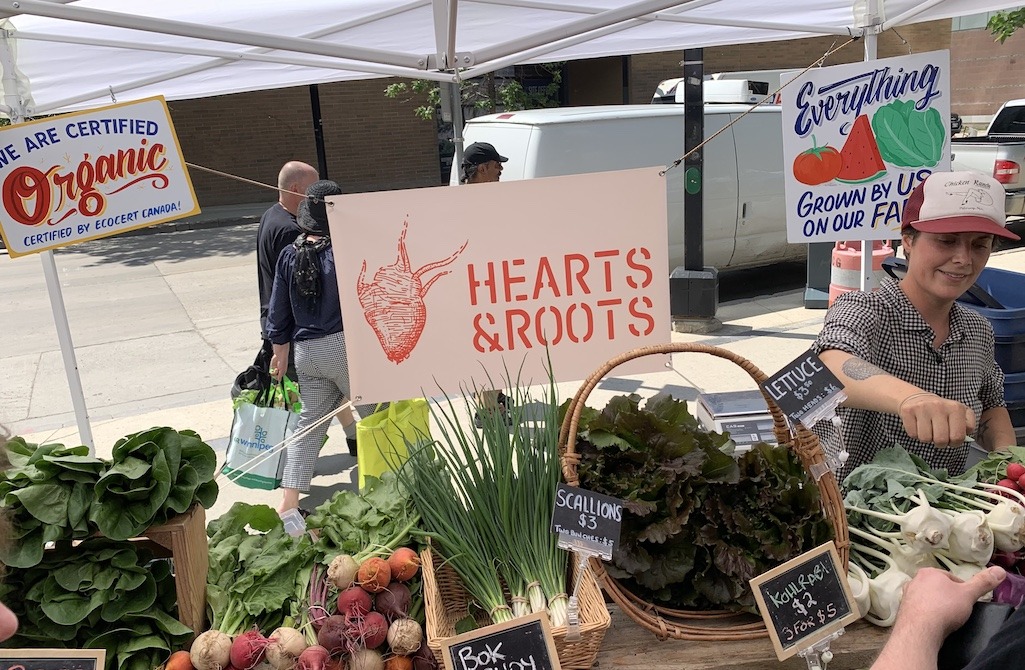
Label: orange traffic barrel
xmin=828 ymin=240 xmax=895 ymax=307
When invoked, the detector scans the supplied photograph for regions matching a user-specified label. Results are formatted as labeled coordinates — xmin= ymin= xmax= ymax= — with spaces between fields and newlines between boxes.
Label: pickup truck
xmin=951 ymin=99 xmax=1025 ymax=219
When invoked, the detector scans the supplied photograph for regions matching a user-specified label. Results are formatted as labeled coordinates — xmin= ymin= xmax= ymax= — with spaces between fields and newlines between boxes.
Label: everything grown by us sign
xmin=0 ymin=96 xmax=199 ymax=257
xmin=781 ymin=50 xmax=951 ymax=244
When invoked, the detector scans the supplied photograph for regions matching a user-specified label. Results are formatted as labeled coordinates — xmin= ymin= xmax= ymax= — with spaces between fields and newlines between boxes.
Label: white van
xmin=454 ymin=104 xmax=801 ymax=272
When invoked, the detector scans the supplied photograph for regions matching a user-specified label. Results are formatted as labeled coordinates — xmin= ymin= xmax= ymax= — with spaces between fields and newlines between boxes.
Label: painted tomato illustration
xmin=793 ymin=136 xmax=842 ymax=186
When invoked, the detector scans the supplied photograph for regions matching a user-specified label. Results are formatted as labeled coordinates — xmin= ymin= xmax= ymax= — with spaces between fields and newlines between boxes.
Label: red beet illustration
xmin=357 ymin=220 xmax=468 ymax=363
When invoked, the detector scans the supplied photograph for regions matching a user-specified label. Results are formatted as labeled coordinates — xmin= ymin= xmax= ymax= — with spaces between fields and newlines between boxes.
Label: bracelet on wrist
xmin=898 ymin=391 xmax=938 ymax=414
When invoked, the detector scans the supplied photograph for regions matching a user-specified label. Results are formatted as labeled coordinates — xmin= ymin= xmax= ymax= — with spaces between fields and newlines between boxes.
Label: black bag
xmin=938 ymin=601 xmax=1016 ymax=670
xmin=230 ymin=340 xmax=273 ymax=399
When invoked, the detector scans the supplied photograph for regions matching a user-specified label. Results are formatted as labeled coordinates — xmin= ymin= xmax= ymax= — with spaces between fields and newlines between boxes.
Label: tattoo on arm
xmin=977 ymin=417 xmax=990 ymax=444
xmin=841 ymin=357 xmax=889 ymax=381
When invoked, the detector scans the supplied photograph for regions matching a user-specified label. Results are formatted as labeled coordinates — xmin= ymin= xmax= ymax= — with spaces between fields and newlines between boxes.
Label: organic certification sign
xmin=749 ymin=543 xmax=860 ymax=660
xmin=781 ymin=50 xmax=951 ymax=243
xmin=0 ymin=96 xmax=199 ymax=257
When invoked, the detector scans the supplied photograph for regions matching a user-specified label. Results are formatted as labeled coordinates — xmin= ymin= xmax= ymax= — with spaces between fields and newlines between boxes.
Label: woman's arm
xmin=818 ymin=349 xmax=976 ymax=447
xmin=978 ymin=406 xmax=1016 ymax=452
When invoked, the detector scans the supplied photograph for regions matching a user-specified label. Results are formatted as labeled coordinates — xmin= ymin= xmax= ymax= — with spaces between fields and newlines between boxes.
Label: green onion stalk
xmin=397 ymin=441 xmax=514 ymax=624
xmin=418 ymin=383 xmax=533 ymax=617
xmin=506 ymin=371 xmax=568 ymax=625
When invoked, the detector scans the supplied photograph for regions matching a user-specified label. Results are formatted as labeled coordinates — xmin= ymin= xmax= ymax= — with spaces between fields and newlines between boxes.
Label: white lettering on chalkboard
xmin=457 ymin=643 xmax=538 ymax=670
xmin=554 ymin=489 xmax=623 ymax=522
xmin=765 ymin=356 xmax=824 ymax=401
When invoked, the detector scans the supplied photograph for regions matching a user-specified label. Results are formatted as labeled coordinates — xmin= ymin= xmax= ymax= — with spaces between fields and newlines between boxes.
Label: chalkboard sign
xmin=749 ymin=543 xmax=861 ymax=660
xmin=2 ymin=649 xmax=105 ymax=670
xmin=550 ymin=483 xmax=623 ymax=560
xmin=761 ymin=350 xmax=845 ymax=427
xmin=440 ymin=612 xmax=561 ymax=670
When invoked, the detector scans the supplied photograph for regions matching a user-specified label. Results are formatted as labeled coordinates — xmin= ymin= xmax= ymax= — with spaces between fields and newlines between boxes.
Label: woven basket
xmin=420 ymin=546 xmax=611 ymax=669
xmin=558 ymin=342 xmax=849 ymax=641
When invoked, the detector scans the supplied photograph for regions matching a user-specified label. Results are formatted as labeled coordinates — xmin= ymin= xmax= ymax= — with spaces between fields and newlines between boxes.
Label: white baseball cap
xmin=902 ymin=171 xmax=1020 ymax=241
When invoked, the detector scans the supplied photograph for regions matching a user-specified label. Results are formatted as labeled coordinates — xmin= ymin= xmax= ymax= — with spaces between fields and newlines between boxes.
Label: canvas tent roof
xmin=1 ymin=0 xmax=1021 ymax=116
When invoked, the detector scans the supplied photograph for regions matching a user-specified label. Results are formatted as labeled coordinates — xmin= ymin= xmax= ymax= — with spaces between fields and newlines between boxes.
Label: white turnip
xmin=329 ymin=555 xmax=360 ymax=590
xmin=386 ymin=620 xmax=423 ymax=656
xmin=266 ymin=627 xmax=308 ymax=670
xmin=348 ymin=649 xmax=384 ymax=670
xmin=191 ymin=630 xmax=233 ymax=670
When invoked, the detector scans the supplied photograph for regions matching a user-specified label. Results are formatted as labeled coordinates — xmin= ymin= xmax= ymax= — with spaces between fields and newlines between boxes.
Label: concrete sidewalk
xmin=4 ymin=227 xmax=1025 ymax=521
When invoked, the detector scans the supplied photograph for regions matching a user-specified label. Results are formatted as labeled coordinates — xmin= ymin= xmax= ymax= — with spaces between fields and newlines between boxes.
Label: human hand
xmin=269 ymin=353 xmax=285 ymax=382
xmin=896 ymin=567 xmax=1005 ymax=641
xmin=898 ymin=392 xmax=976 ymax=448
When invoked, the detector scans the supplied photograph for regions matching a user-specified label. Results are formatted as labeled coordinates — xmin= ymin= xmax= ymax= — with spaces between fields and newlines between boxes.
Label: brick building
xmin=173 ymin=16 xmax=1020 ymax=207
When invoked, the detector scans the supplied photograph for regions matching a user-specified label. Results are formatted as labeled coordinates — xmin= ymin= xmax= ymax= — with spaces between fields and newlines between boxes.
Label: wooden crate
xmin=136 ymin=503 xmax=208 ymax=639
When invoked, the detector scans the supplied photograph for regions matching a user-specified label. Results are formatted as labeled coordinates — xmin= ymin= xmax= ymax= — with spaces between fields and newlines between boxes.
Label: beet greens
xmin=570 ymin=393 xmax=833 ymax=611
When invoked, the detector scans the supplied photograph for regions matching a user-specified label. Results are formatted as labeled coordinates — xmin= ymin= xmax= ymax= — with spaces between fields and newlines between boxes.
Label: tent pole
xmin=0 ymin=29 xmax=94 ymax=452
xmin=861 ymin=0 xmax=880 ymax=292
xmin=309 ymin=84 xmax=329 ymax=179
xmin=449 ymin=81 xmax=466 ymax=182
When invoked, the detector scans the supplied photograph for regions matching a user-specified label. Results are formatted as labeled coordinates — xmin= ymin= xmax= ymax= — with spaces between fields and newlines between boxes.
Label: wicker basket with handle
xmin=420 ymin=546 xmax=611 ymax=669
xmin=559 ymin=342 xmax=850 ymax=641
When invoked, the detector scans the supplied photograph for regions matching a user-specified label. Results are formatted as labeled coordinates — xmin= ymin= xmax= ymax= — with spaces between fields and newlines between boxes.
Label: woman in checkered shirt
xmin=812 ymin=171 xmax=1019 ymax=481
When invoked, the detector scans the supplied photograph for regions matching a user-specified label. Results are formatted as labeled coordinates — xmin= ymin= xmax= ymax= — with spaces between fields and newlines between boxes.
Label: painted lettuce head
xmin=871 ymin=99 xmax=946 ymax=168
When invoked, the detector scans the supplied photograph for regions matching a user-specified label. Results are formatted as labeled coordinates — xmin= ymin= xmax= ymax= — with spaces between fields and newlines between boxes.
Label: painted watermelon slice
xmin=835 ymin=114 xmax=887 ymax=184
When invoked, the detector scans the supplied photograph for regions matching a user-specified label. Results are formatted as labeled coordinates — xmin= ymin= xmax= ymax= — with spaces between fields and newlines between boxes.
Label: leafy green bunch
xmin=0 ymin=439 xmax=106 ymax=568
xmin=0 ymin=428 xmax=219 ymax=568
xmin=0 ymin=539 xmax=192 ymax=670
xmin=570 ymin=393 xmax=833 ymax=611
xmin=92 ymin=427 xmax=219 ymax=540
xmin=206 ymin=503 xmax=315 ymax=636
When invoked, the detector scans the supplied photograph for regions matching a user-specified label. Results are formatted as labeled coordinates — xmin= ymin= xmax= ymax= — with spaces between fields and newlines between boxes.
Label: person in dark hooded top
xmin=265 ymin=180 xmax=378 ymax=513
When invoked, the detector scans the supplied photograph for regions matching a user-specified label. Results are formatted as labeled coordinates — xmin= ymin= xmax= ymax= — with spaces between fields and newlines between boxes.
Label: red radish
xmin=359 ymin=611 xmax=389 ymax=650
xmin=338 ymin=585 xmax=373 ymax=619
xmin=1008 ymin=463 xmax=1025 ymax=481
xmin=166 ymin=650 xmax=195 ymax=670
xmin=230 ymin=630 xmax=271 ymax=670
xmin=358 ymin=557 xmax=392 ymax=594
xmin=998 ymin=478 xmax=1021 ymax=492
xmin=1017 ymin=473 xmax=1025 ymax=491
xmin=387 ymin=548 xmax=420 ymax=582
xmin=297 ymin=646 xmax=331 ymax=670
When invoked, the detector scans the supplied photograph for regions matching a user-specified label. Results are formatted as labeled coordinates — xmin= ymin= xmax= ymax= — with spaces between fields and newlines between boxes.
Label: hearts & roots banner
xmin=329 ymin=167 xmax=671 ymax=404
xmin=0 ymin=96 xmax=199 ymax=257
xmin=781 ymin=50 xmax=951 ymax=244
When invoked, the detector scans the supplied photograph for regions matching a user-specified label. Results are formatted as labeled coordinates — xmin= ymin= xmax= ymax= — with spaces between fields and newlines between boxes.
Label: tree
xmin=988 ymin=8 xmax=1025 ymax=43
xmin=384 ymin=63 xmax=563 ymax=120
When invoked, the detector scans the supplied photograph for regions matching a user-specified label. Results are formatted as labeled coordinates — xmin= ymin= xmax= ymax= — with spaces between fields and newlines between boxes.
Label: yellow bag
xmin=356 ymin=399 xmax=430 ymax=490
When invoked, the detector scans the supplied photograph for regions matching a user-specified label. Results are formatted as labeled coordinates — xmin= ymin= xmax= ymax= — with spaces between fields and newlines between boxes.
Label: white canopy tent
xmin=0 ymin=0 xmax=1018 ymax=451
xmin=0 ymin=0 xmax=1019 ymax=117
